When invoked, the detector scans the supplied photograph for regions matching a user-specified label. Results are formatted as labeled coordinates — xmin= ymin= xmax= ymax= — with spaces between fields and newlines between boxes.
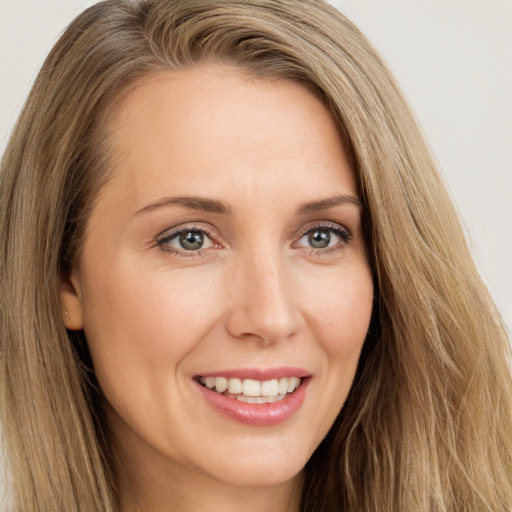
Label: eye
xmin=296 ymin=224 xmax=352 ymax=251
xmin=306 ymin=229 xmax=333 ymax=249
xmin=157 ymin=226 xmax=216 ymax=254
xmin=177 ymin=230 xmax=208 ymax=250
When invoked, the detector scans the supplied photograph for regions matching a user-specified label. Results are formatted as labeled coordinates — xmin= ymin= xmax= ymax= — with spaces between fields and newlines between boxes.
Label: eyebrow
xmin=296 ymin=194 xmax=363 ymax=214
xmin=135 ymin=193 xmax=363 ymax=217
xmin=135 ymin=196 xmax=232 ymax=216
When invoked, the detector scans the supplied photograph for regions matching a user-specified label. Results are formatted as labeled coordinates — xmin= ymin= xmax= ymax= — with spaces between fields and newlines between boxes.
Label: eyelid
xmin=156 ymin=222 xmax=216 ymax=241
xmin=294 ymin=221 xmax=352 ymax=240
xmin=154 ymin=220 xmax=352 ymax=257
xmin=292 ymin=221 xmax=353 ymax=253
xmin=156 ymin=223 xmax=221 ymax=256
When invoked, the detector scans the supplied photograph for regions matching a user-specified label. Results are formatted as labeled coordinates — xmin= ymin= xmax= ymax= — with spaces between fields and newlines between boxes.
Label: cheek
xmin=302 ymin=265 xmax=374 ymax=359
xmin=296 ymin=264 xmax=373 ymax=446
xmin=78 ymin=260 xmax=223 ymax=395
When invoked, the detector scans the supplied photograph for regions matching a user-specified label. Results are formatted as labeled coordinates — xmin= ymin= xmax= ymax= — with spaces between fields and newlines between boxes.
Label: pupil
xmin=180 ymin=231 xmax=204 ymax=250
xmin=308 ymin=229 xmax=330 ymax=248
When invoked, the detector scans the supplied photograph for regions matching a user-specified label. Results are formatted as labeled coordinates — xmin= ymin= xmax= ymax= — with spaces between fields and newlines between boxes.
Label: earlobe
xmin=59 ymin=271 xmax=84 ymax=330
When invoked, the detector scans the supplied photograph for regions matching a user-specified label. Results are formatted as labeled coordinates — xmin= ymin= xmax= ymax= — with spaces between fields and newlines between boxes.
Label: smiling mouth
xmin=196 ymin=376 xmax=303 ymax=404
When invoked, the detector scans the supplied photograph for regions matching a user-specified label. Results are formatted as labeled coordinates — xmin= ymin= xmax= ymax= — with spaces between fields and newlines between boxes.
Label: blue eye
xmin=307 ymin=229 xmax=332 ymax=248
xmin=297 ymin=225 xmax=351 ymax=251
xmin=158 ymin=228 xmax=215 ymax=253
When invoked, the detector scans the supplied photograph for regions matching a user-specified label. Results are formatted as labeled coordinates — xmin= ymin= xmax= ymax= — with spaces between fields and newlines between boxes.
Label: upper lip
xmin=196 ymin=367 xmax=311 ymax=381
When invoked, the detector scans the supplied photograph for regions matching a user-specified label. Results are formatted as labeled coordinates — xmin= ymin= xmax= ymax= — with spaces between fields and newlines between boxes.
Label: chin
xmin=198 ymin=438 xmax=311 ymax=488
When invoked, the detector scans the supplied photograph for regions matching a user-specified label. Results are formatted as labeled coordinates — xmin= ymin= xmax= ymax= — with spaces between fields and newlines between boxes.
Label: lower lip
xmin=195 ymin=378 xmax=310 ymax=426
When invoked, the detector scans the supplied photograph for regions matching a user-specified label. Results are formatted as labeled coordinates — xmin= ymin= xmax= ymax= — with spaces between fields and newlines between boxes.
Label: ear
xmin=59 ymin=269 xmax=84 ymax=330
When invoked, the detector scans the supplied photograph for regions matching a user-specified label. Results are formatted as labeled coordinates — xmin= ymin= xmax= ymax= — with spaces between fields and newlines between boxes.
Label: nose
xmin=225 ymin=247 xmax=303 ymax=345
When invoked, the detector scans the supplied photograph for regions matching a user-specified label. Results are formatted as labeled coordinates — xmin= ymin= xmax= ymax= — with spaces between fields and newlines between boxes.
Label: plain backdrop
xmin=1 ymin=0 xmax=511 ymax=334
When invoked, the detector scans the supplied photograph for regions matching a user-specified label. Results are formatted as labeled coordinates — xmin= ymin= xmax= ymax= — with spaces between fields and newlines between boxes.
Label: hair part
xmin=1 ymin=1 xmax=511 ymax=510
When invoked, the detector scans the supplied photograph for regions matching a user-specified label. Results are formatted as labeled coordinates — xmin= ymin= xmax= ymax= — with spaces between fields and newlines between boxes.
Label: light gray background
xmin=1 ymin=0 xmax=511 ymax=334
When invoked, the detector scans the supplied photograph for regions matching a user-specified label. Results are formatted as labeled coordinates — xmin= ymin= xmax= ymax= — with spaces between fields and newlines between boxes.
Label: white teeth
xmin=215 ymin=377 xmax=228 ymax=393
xmin=242 ymin=379 xmax=261 ymax=397
xmin=261 ymin=379 xmax=279 ymax=397
xmin=236 ymin=393 xmax=287 ymax=404
xmin=228 ymin=378 xmax=242 ymax=394
xmin=199 ymin=376 xmax=302 ymax=399
xmin=288 ymin=377 xmax=300 ymax=393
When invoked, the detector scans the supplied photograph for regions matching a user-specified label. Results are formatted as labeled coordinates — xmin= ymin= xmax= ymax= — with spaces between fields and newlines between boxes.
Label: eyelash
xmin=296 ymin=222 xmax=353 ymax=257
xmin=156 ymin=224 xmax=218 ymax=258
xmin=155 ymin=222 xmax=353 ymax=258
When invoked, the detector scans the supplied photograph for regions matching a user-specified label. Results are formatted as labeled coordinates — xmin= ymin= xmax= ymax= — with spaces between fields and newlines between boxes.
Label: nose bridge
xmin=226 ymin=240 xmax=301 ymax=343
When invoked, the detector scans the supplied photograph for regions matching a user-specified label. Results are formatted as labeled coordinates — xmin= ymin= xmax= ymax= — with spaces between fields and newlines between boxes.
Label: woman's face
xmin=61 ymin=64 xmax=373 ymax=495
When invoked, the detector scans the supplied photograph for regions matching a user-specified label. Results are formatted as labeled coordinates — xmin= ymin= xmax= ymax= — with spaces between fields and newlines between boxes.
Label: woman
xmin=1 ymin=1 xmax=511 ymax=511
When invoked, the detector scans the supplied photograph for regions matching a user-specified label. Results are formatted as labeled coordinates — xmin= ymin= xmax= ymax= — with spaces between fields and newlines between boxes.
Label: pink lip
xmin=195 ymin=376 xmax=311 ymax=427
xmin=197 ymin=367 xmax=310 ymax=380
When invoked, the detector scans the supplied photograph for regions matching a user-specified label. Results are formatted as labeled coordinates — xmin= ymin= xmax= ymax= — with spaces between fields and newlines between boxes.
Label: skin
xmin=60 ymin=64 xmax=374 ymax=512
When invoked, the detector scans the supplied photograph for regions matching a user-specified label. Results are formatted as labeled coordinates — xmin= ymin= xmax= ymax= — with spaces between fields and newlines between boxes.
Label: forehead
xmin=91 ymin=63 xmax=357 ymax=219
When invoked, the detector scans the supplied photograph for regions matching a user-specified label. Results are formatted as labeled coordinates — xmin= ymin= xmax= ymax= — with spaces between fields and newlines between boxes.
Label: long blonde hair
xmin=1 ymin=1 xmax=511 ymax=510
